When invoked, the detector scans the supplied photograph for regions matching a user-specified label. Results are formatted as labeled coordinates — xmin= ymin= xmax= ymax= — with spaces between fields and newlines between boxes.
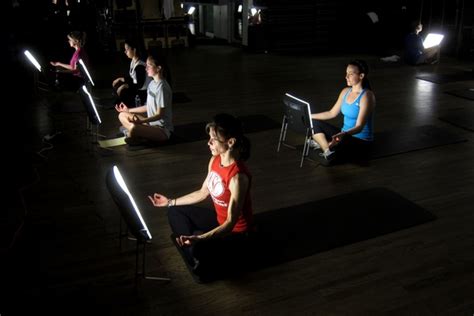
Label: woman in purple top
xmin=310 ymin=59 xmax=376 ymax=165
xmin=49 ymin=31 xmax=87 ymax=90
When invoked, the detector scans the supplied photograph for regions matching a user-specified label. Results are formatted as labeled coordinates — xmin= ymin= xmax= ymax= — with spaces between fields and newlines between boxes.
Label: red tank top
xmin=207 ymin=155 xmax=253 ymax=233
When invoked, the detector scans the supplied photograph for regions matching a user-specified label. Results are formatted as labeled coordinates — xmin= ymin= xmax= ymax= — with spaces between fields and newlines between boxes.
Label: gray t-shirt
xmin=146 ymin=79 xmax=173 ymax=133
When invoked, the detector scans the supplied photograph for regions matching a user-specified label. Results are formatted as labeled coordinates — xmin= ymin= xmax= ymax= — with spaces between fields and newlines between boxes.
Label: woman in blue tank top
xmin=310 ymin=59 xmax=375 ymax=165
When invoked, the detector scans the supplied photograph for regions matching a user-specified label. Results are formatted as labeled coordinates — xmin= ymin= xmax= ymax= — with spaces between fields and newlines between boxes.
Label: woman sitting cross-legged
xmin=112 ymin=38 xmax=150 ymax=107
xmin=310 ymin=59 xmax=375 ymax=165
xmin=148 ymin=113 xmax=255 ymax=282
xmin=115 ymin=52 xmax=173 ymax=146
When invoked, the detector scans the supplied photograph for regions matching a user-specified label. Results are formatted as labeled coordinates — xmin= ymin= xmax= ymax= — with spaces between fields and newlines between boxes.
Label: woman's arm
xmin=128 ymin=105 xmax=147 ymax=114
xmin=112 ymin=77 xmax=125 ymax=87
xmin=170 ymin=177 xmax=211 ymax=206
xmin=139 ymin=106 xmax=162 ymax=124
xmin=50 ymin=61 xmax=74 ymax=71
xmin=311 ymin=88 xmax=348 ymax=121
xmin=149 ymin=157 xmax=214 ymax=208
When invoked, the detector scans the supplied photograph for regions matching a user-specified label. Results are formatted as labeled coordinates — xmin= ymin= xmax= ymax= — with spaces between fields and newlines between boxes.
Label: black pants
xmin=112 ymin=81 xmax=138 ymax=107
xmin=112 ymin=84 xmax=147 ymax=107
xmin=167 ymin=205 xmax=254 ymax=280
xmin=312 ymin=120 xmax=372 ymax=162
xmin=47 ymin=69 xmax=84 ymax=92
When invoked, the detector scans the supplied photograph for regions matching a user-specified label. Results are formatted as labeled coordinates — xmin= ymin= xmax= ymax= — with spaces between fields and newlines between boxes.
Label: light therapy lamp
xmin=24 ymin=50 xmax=42 ymax=72
xmin=423 ymin=33 xmax=444 ymax=49
xmin=187 ymin=6 xmax=195 ymax=15
xmin=78 ymin=58 xmax=95 ymax=87
xmin=278 ymin=93 xmax=315 ymax=167
xmin=108 ymin=165 xmax=152 ymax=241
xmin=80 ymin=85 xmax=102 ymax=125
xmin=284 ymin=93 xmax=314 ymax=130
xmin=106 ymin=166 xmax=170 ymax=285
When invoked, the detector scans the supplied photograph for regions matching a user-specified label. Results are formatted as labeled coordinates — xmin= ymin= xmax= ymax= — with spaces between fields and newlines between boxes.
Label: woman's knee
xmin=118 ymin=111 xmax=130 ymax=122
xmin=127 ymin=123 xmax=137 ymax=137
xmin=167 ymin=206 xmax=190 ymax=229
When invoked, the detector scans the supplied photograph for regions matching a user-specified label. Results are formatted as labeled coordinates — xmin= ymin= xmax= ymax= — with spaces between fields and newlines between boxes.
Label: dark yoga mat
xmin=173 ymin=187 xmax=435 ymax=283
xmin=254 ymin=187 xmax=435 ymax=266
xmin=171 ymin=114 xmax=280 ymax=144
xmin=439 ymin=109 xmax=474 ymax=132
xmin=370 ymin=125 xmax=467 ymax=159
xmin=116 ymin=114 xmax=280 ymax=153
xmin=416 ymin=72 xmax=473 ymax=84
xmin=445 ymin=88 xmax=474 ymax=101
xmin=302 ymin=125 xmax=466 ymax=163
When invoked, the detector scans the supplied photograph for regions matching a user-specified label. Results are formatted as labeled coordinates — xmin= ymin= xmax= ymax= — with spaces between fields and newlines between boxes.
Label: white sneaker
xmin=118 ymin=126 xmax=129 ymax=137
xmin=309 ymin=139 xmax=321 ymax=149
xmin=319 ymin=149 xmax=335 ymax=161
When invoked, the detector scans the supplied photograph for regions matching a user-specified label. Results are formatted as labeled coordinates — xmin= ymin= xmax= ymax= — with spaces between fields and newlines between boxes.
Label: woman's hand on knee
xmin=329 ymin=131 xmax=346 ymax=148
xmin=148 ymin=193 xmax=168 ymax=207
xmin=115 ymin=102 xmax=129 ymax=113
xmin=129 ymin=114 xmax=143 ymax=124
xmin=177 ymin=235 xmax=200 ymax=247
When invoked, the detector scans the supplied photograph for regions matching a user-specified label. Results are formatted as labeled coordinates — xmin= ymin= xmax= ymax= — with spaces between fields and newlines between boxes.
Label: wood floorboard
xmin=4 ymin=46 xmax=474 ymax=315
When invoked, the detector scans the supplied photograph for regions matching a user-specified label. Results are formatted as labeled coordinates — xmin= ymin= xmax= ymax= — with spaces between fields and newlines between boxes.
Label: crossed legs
xmin=118 ymin=112 xmax=169 ymax=143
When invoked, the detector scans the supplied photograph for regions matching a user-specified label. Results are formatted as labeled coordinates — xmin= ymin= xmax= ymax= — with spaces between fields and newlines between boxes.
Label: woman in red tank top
xmin=149 ymin=113 xmax=254 ymax=282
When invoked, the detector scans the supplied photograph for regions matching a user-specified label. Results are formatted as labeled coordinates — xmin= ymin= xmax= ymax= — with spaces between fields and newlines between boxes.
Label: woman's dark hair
xmin=68 ymin=31 xmax=86 ymax=47
xmin=124 ymin=38 xmax=142 ymax=57
xmin=410 ymin=20 xmax=422 ymax=32
xmin=147 ymin=51 xmax=172 ymax=86
xmin=206 ymin=113 xmax=251 ymax=161
xmin=348 ymin=59 xmax=371 ymax=90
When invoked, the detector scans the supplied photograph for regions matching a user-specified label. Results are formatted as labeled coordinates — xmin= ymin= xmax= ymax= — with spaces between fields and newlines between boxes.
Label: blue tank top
xmin=341 ymin=88 xmax=373 ymax=141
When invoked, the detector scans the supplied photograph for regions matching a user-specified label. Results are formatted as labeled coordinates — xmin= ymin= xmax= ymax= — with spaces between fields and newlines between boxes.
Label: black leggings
xmin=312 ymin=120 xmax=372 ymax=162
xmin=112 ymin=81 xmax=138 ymax=107
xmin=167 ymin=205 xmax=253 ymax=277
xmin=167 ymin=205 xmax=218 ymax=237
xmin=47 ymin=69 xmax=84 ymax=92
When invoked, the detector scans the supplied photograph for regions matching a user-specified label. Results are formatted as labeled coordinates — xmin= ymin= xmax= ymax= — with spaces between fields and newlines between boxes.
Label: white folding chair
xmin=277 ymin=93 xmax=314 ymax=167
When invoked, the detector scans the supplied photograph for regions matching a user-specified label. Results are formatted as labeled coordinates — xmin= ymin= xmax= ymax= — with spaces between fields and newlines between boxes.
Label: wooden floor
xmin=4 ymin=46 xmax=474 ymax=315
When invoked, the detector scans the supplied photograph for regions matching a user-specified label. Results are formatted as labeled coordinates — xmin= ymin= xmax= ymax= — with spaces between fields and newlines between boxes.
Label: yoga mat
xmin=445 ymin=88 xmax=474 ymax=101
xmin=439 ymin=109 xmax=474 ymax=132
xmin=416 ymin=72 xmax=473 ymax=84
xmin=171 ymin=114 xmax=280 ymax=144
xmin=254 ymin=187 xmax=435 ymax=265
xmin=98 ymin=136 xmax=126 ymax=148
xmin=300 ymin=125 xmax=466 ymax=164
xmin=100 ymin=115 xmax=280 ymax=152
xmin=369 ymin=125 xmax=467 ymax=159
xmin=173 ymin=187 xmax=435 ymax=283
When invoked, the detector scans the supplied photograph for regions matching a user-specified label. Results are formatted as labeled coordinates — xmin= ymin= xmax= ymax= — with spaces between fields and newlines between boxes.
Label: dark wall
xmin=253 ymin=0 xmax=470 ymax=56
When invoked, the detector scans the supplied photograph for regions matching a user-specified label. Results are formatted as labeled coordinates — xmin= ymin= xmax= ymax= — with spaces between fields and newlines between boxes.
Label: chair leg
xmin=277 ymin=117 xmax=288 ymax=152
xmin=135 ymin=240 xmax=170 ymax=288
xmin=141 ymin=242 xmax=171 ymax=281
xmin=300 ymin=131 xmax=311 ymax=167
xmin=300 ymin=140 xmax=308 ymax=168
